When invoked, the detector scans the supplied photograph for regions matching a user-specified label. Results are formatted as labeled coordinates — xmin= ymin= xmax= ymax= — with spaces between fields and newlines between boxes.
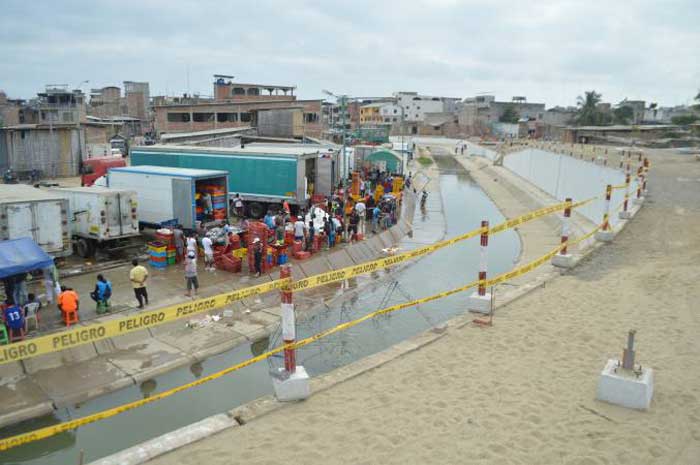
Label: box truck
xmin=106 ymin=165 xmax=229 ymax=230
xmin=0 ymin=185 xmax=71 ymax=257
xmin=130 ymin=144 xmax=339 ymax=218
xmin=46 ymin=186 xmax=141 ymax=258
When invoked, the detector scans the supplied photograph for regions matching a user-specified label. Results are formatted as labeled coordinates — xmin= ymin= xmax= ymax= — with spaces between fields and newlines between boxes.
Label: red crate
xmin=293 ymin=251 xmax=311 ymax=260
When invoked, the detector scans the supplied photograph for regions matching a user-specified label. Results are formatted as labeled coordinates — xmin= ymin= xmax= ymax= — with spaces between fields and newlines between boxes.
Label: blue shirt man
xmin=4 ymin=304 xmax=24 ymax=330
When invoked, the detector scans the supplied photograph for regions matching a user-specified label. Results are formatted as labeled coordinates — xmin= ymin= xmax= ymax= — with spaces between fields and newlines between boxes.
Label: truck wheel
xmin=76 ymin=238 xmax=93 ymax=258
xmin=248 ymin=202 xmax=265 ymax=219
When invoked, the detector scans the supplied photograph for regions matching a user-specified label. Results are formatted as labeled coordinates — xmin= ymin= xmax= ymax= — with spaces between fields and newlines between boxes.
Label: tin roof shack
xmin=365 ymin=149 xmax=404 ymax=174
xmin=130 ymin=144 xmax=338 ymax=218
xmin=561 ymin=125 xmax=680 ymax=145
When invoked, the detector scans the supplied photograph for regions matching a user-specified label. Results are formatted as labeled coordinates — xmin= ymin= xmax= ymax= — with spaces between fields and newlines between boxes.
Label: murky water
xmin=0 ymin=154 xmax=519 ymax=465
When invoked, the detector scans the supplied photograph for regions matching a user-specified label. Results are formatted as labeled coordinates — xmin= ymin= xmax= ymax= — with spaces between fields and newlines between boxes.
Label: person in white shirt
xmin=201 ymin=235 xmax=214 ymax=271
xmin=354 ymin=200 xmax=366 ymax=235
xmin=186 ymin=234 xmax=197 ymax=256
xmin=293 ymin=216 xmax=307 ymax=244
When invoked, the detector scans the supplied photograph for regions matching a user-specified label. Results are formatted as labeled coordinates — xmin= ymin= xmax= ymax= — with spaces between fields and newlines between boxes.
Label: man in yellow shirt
xmin=129 ymin=259 xmax=149 ymax=309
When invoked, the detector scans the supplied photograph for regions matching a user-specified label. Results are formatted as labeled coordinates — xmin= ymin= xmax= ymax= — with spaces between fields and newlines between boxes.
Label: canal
xmin=0 ymin=152 xmax=520 ymax=465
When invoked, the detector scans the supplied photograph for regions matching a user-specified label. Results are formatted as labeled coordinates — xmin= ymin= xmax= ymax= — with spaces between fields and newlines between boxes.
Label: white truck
xmin=47 ymin=186 xmax=141 ymax=258
xmin=0 ymin=184 xmax=71 ymax=257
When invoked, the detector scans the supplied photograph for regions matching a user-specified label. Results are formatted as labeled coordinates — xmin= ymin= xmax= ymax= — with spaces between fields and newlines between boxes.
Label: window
xmin=392 ymin=117 xmax=397 ymax=122
xmin=240 ymin=112 xmax=252 ymax=122
xmin=304 ymin=113 xmax=319 ymax=123
xmin=232 ymin=87 xmax=246 ymax=95
xmin=193 ymin=112 xmax=214 ymax=122
xmin=246 ymin=88 xmax=260 ymax=96
xmin=393 ymin=109 xmax=397 ymax=114
xmin=167 ymin=113 xmax=191 ymax=123
xmin=62 ymin=112 xmax=74 ymax=122
xmin=217 ymin=113 xmax=239 ymax=123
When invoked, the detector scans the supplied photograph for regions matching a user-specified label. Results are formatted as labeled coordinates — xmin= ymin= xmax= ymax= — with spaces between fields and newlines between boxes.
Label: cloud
xmin=0 ymin=0 xmax=698 ymax=106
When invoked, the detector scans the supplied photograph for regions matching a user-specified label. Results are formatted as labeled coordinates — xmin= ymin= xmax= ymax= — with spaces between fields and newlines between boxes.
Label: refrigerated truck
xmin=106 ymin=165 xmax=230 ymax=230
xmin=129 ymin=144 xmax=339 ymax=218
xmin=0 ymin=184 xmax=71 ymax=257
xmin=46 ymin=186 xmax=140 ymax=257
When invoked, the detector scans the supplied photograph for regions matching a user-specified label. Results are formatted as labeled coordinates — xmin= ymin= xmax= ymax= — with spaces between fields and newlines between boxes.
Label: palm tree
xmin=575 ymin=91 xmax=602 ymax=126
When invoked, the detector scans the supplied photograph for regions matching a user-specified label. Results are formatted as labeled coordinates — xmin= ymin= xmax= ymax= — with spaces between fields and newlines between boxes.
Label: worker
xmin=372 ymin=205 xmax=381 ymax=234
xmin=252 ymin=237 xmax=263 ymax=277
xmin=348 ymin=210 xmax=359 ymax=243
xmin=293 ymin=215 xmax=306 ymax=245
xmin=306 ymin=217 xmax=316 ymax=252
xmin=3 ymin=299 xmax=24 ymax=339
xmin=90 ymin=274 xmax=112 ymax=309
xmin=354 ymin=198 xmax=366 ymax=235
xmin=184 ymin=251 xmax=199 ymax=298
xmin=264 ymin=211 xmax=275 ymax=230
xmin=186 ymin=232 xmax=198 ymax=256
xmin=129 ymin=259 xmax=149 ymax=309
xmin=57 ymin=286 xmax=79 ymax=314
xmin=173 ymin=225 xmax=185 ymax=263
xmin=234 ymin=194 xmax=244 ymax=218
xmin=42 ymin=266 xmax=59 ymax=305
xmin=202 ymin=234 xmax=214 ymax=272
xmin=201 ymin=191 xmax=213 ymax=222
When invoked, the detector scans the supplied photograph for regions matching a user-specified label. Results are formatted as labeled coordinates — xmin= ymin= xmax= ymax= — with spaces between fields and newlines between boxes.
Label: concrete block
xmin=272 ymin=366 xmax=310 ymax=401
xmin=596 ymin=359 xmax=654 ymax=410
xmin=595 ymin=230 xmax=615 ymax=243
xmin=89 ymin=413 xmax=238 ymax=465
xmin=618 ymin=210 xmax=633 ymax=220
xmin=379 ymin=231 xmax=395 ymax=248
xmin=325 ymin=250 xmax=355 ymax=270
xmin=297 ymin=256 xmax=332 ymax=281
xmin=364 ymin=236 xmax=385 ymax=255
xmin=467 ymin=292 xmax=492 ymax=314
xmin=633 ymin=196 xmax=645 ymax=206
xmin=551 ymin=253 xmax=576 ymax=269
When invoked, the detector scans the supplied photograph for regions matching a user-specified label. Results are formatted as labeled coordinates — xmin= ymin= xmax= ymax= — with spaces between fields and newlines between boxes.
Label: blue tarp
xmin=0 ymin=238 xmax=54 ymax=279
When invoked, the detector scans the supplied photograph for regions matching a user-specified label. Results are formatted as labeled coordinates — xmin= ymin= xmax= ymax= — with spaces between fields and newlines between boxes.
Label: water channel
xmin=1 ymin=153 xmax=520 ymax=465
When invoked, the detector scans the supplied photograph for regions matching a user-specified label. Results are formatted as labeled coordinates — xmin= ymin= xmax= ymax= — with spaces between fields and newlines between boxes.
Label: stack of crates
xmin=195 ymin=192 xmax=203 ymax=222
xmin=247 ymin=221 xmax=272 ymax=274
xmin=202 ymin=185 xmax=228 ymax=222
xmin=148 ymin=241 xmax=168 ymax=269
xmin=155 ymin=229 xmax=176 ymax=265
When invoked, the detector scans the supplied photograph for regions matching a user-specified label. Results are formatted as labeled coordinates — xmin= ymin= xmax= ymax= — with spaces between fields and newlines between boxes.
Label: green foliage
xmin=613 ymin=106 xmax=634 ymax=124
xmin=671 ymin=114 xmax=699 ymax=126
xmin=499 ymin=105 xmax=520 ymax=124
xmin=417 ymin=156 xmax=433 ymax=166
xmin=574 ymin=90 xmax=612 ymax=126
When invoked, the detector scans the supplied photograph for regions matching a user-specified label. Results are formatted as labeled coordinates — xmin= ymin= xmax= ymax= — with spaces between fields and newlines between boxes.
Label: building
xmin=0 ymin=91 xmax=29 ymax=127
xmin=543 ymin=106 xmax=577 ymax=126
xmin=643 ymin=105 xmax=697 ymax=124
xmin=124 ymin=81 xmax=150 ymax=122
xmin=32 ymin=86 xmax=87 ymax=126
xmin=153 ymin=76 xmax=322 ymax=138
xmin=394 ymin=92 xmax=456 ymax=122
xmin=561 ymin=124 xmax=678 ymax=144
xmin=617 ymin=99 xmax=646 ymax=124
xmin=89 ymin=86 xmax=122 ymax=119
xmin=359 ymin=103 xmax=384 ymax=124
xmin=459 ymin=95 xmax=545 ymax=136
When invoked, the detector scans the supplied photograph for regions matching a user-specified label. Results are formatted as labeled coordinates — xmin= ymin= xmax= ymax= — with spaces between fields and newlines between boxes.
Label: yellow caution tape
xmin=0 ymin=196 xmax=597 ymax=365
xmin=4 ymin=228 xmax=605 ymax=451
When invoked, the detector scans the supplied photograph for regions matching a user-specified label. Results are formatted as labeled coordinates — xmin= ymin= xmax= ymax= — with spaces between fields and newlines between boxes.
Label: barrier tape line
xmin=0 ymin=230 xmax=600 ymax=451
xmin=0 ymin=196 xmax=594 ymax=366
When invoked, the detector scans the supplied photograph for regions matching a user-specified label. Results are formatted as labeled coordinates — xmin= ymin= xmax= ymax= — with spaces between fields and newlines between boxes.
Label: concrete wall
xmin=258 ymin=109 xmax=303 ymax=138
xmin=2 ymin=127 xmax=83 ymax=176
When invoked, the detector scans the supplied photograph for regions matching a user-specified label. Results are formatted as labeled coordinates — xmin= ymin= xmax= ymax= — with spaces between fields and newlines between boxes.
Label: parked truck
xmin=46 ymin=186 xmax=141 ymax=258
xmin=81 ymin=156 xmax=127 ymax=186
xmin=106 ymin=165 xmax=230 ymax=230
xmin=130 ymin=144 xmax=339 ymax=218
xmin=0 ymin=185 xmax=71 ymax=257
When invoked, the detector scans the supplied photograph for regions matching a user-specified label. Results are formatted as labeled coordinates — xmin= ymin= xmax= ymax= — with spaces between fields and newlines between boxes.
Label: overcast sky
xmin=1 ymin=0 xmax=698 ymax=107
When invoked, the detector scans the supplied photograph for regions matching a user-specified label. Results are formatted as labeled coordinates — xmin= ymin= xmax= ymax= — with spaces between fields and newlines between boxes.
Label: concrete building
xmin=395 ymin=92 xmax=451 ymax=122
xmin=32 ymin=86 xmax=87 ymax=126
xmin=0 ymin=91 xmax=28 ymax=127
xmin=89 ymin=86 xmax=122 ymax=119
xmin=154 ymin=77 xmax=322 ymax=138
xmin=124 ymin=81 xmax=150 ymax=122
xmin=359 ymin=103 xmax=384 ymax=124
xmin=543 ymin=106 xmax=577 ymax=126
xmin=617 ymin=99 xmax=646 ymax=124
xmin=643 ymin=105 xmax=697 ymax=124
xmin=459 ymin=95 xmax=545 ymax=135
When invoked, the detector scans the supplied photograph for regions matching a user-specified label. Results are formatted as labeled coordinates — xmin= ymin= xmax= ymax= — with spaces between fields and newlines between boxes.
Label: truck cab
xmin=81 ymin=156 xmax=127 ymax=187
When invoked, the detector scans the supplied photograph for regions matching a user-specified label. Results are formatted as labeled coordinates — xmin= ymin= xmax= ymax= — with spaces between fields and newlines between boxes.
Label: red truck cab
xmin=81 ymin=156 xmax=126 ymax=186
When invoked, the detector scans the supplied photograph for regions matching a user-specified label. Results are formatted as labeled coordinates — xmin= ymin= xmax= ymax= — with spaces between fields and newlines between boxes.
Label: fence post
xmin=552 ymin=198 xmax=575 ymax=268
xmin=634 ymin=165 xmax=645 ymax=205
xmin=596 ymin=184 xmax=614 ymax=242
xmin=642 ymin=158 xmax=649 ymax=194
xmin=271 ymin=264 xmax=310 ymax=401
xmin=619 ymin=168 xmax=632 ymax=220
xmin=468 ymin=220 xmax=491 ymax=313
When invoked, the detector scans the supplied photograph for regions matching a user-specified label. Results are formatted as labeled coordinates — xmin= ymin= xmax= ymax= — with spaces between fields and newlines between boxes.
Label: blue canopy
xmin=0 ymin=238 xmax=54 ymax=279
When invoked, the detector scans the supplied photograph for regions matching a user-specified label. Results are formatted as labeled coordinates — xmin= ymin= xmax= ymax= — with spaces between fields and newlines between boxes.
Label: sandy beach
xmin=145 ymin=148 xmax=700 ymax=465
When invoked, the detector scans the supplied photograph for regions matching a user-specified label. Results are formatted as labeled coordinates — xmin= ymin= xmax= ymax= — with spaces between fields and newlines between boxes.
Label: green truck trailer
xmin=130 ymin=144 xmax=338 ymax=218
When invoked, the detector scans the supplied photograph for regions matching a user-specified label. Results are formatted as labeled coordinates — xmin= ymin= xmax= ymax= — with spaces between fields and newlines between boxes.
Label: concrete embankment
xmin=0 ymin=192 xmax=418 ymax=429
xmin=121 ymin=141 xmax=654 ymax=465
xmin=138 ymin=147 xmax=699 ymax=465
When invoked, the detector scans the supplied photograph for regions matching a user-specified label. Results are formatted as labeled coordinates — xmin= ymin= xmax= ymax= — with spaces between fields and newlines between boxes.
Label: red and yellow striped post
xmin=280 ymin=264 xmax=296 ymax=374
xmin=619 ymin=169 xmax=632 ymax=219
xmin=602 ymin=184 xmax=612 ymax=231
xmin=560 ymin=198 xmax=572 ymax=255
xmin=642 ymin=158 xmax=650 ymax=193
xmin=636 ymin=166 xmax=643 ymax=200
xmin=478 ymin=220 xmax=489 ymax=296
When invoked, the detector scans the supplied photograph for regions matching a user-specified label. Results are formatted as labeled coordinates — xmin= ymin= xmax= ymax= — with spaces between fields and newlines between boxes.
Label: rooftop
xmin=0 ymin=184 xmax=66 ymax=203
xmin=109 ymin=165 xmax=229 ymax=178
xmin=134 ymin=144 xmax=328 ymax=158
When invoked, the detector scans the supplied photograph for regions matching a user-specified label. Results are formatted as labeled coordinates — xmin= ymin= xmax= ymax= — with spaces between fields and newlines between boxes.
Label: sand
xmin=147 ymin=147 xmax=700 ymax=465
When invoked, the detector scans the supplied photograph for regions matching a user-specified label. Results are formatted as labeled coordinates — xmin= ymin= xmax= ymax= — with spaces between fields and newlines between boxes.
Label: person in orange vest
xmin=57 ymin=286 xmax=79 ymax=315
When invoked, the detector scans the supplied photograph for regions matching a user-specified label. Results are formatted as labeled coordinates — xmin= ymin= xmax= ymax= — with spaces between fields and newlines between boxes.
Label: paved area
xmin=147 ymin=148 xmax=700 ymax=465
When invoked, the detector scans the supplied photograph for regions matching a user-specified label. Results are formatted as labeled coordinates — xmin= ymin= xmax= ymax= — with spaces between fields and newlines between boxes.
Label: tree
xmin=574 ymin=90 xmax=611 ymax=126
xmin=671 ymin=114 xmax=699 ymax=126
xmin=613 ymin=106 xmax=634 ymax=124
xmin=499 ymin=105 xmax=519 ymax=124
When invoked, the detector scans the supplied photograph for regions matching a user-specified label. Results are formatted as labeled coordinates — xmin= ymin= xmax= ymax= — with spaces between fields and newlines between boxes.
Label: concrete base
xmin=595 ymin=230 xmax=615 ymax=243
xmin=633 ymin=196 xmax=645 ymax=205
xmin=618 ymin=210 xmax=633 ymax=220
xmin=596 ymin=359 xmax=654 ymax=410
xmin=551 ymin=253 xmax=575 ymax=269
xmin=272 ymin=365 xmax=310 ymax=402
xmin=467 ymin=292 xmax=492 ymax=314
